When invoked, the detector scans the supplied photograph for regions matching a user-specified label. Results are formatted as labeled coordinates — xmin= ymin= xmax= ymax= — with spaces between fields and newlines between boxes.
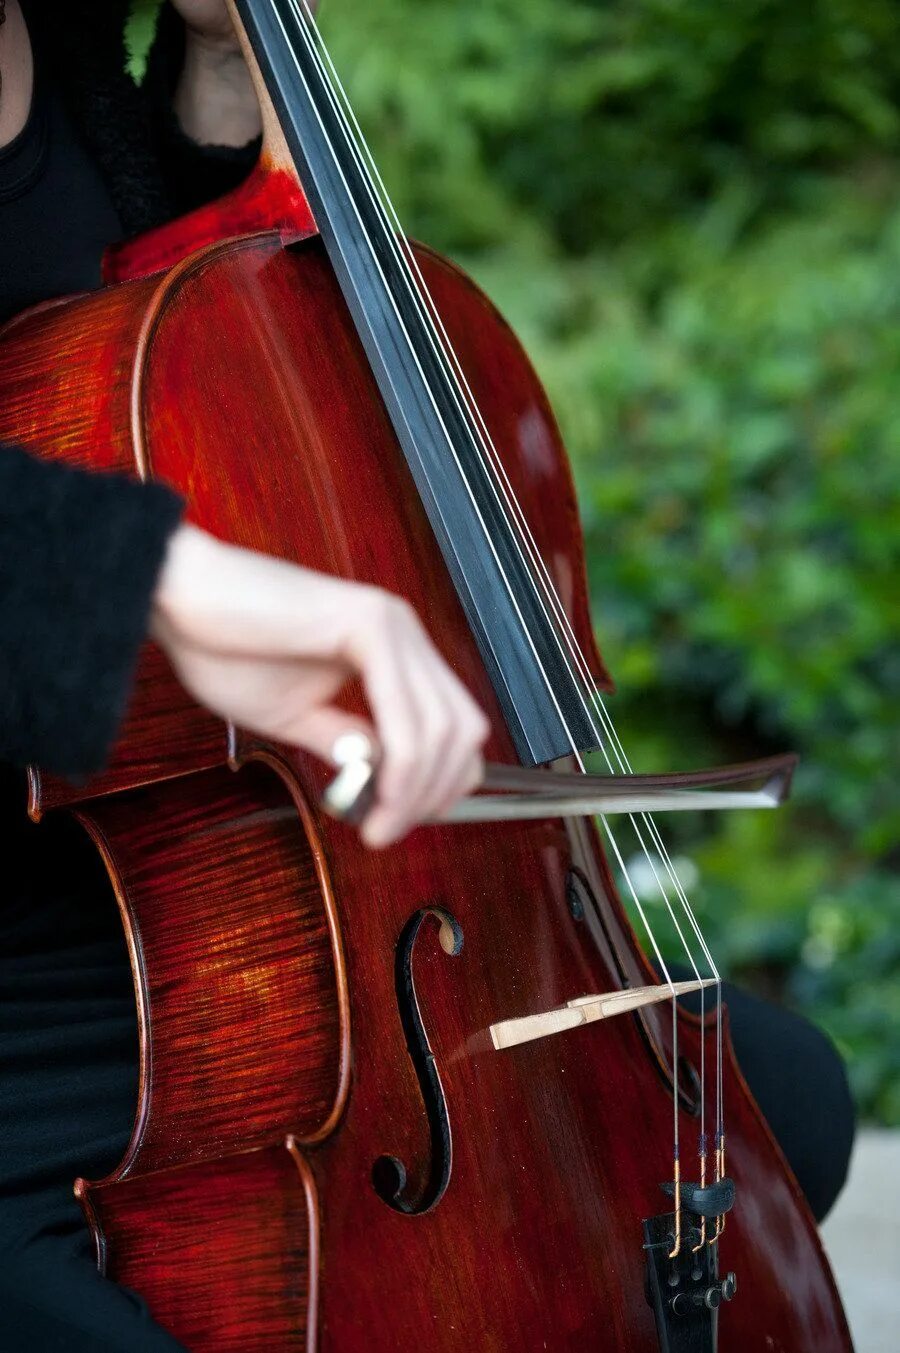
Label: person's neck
xmin=0 ymin=1 xmax=34 ymax=151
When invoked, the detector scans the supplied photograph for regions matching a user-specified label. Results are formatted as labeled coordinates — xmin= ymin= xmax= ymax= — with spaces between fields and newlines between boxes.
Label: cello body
xmin=0 ymin=187 xmax=852 ymax=1353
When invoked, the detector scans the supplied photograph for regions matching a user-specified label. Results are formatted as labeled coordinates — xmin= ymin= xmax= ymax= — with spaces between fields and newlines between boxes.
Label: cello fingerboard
xmin=234 ymin=0 xmax=600 ymax=766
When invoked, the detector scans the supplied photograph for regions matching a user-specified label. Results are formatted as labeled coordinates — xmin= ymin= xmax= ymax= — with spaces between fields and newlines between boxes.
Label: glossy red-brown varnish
xmin=0 ymin=228 xmax=852 ymax=1351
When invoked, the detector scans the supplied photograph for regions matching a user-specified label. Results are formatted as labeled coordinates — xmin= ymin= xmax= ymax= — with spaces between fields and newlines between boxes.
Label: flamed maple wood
xmin=77 ymin=1141 xmax=319 ymax=1353
xmin=0 ymin=184 xmax=852 ymax=1348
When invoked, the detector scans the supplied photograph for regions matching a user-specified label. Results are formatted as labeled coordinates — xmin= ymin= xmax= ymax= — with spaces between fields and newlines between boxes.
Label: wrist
xmin=175 ymin=29 xmax=262 ymax=147
xmin=151 ymin=523 xmax=214 ymax=645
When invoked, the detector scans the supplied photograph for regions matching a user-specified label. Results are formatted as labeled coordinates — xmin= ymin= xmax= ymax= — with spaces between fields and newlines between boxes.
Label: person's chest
xmin=0 ymin=20 xmax=123 ymax=325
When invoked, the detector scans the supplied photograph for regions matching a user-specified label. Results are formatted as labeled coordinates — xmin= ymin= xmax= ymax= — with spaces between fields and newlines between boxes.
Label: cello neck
xmin=230 ymin=0 xmax=600 ymax=767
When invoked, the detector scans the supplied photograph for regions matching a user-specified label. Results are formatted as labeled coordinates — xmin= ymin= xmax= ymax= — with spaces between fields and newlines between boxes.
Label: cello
xmin=0 ymin=0 xmax=853 ymax=1347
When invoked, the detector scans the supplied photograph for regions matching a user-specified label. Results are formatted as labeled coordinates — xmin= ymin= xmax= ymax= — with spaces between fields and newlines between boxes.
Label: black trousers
xmin=0 ymin=823 xmax=855 ymax=1351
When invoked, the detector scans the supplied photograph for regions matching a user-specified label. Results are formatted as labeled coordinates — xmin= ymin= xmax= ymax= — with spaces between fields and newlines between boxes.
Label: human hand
xmin=151 ymin=525 xmax=489 ymax=848
xmin=170 ymin=0 xmax=320 ymax=54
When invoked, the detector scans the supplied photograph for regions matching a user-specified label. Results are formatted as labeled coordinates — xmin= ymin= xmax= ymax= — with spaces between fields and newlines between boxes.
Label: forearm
xmin=173 ymin=30 xmax=261 ymax=148
xmin=169 ymin=0 xmax=316 ymax=150
xmin=145 ymin=5 xmax=262 ymax=215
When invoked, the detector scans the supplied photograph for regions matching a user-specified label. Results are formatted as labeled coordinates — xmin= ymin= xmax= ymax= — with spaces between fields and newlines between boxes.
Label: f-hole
xmin=372 ymin=907 xmax=463 ymax=1215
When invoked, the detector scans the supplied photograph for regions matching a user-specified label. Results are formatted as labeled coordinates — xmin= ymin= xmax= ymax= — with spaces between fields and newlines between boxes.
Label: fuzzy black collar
xmin=25 ymin=0 xmax=172 ymax=234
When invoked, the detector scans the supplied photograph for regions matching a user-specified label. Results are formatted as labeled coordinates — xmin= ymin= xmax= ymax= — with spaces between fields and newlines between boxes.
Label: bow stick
xmin=323 ymin=739 xmax=797 ymax=826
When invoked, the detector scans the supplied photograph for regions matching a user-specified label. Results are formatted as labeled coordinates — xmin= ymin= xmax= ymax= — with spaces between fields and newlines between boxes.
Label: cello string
xmin=263 ymin=1 xmax=679 ymax=1026
xmin=281 ymin=0 xmax=702 ymax=998
xmin=294 ymin=0 xmax=726 ymax=1186
xmin=277 ymin=0 xmax=692 ymax=997
xmin=260 ymin=0 xmax=596 ymax=791
xmin=289 ymin=0 xmax=720 ymax=997
xmin=286 ymin=0 xmax=708 ymax=987
xmin=288 ymin=0 xmax=717 ymax=1034
xmin=285 ymin=2 xmax=728 ymax=1239
xmin=286 ymin=0 xmax=729 ymax=1254
xmin=282 ymin=0 xmax=711 ymax=1240
xmin=296 ymin=22 xmax=713 ymax=1262
xmin=278 ymin=0 xmax=702 ymax=1242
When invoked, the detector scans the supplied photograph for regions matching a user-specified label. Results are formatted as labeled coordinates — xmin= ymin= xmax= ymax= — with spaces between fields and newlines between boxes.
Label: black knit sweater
xmin=0 ymin=2 xmax=260 ymax=780
xmin=0 ymin=24 xmax=263 ymax=1329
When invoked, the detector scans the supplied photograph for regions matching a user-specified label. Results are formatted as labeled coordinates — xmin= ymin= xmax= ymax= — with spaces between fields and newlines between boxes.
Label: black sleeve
xmin=144 ymin=4 xmax=262 ymax=218
xmin=0 ymin=445 xmax=184 ymax=779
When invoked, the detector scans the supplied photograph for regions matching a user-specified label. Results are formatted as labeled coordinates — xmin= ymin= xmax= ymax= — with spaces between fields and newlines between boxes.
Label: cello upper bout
xmin=135 ymin=229 xmax=613 ymax=745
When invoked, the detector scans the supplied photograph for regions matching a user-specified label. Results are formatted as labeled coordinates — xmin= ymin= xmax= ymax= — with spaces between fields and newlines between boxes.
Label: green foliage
xmin=128 ymin=1 xmax=899 ymax=1119
xmin=321 ymin=0 xmax=900 ymax=247
xmin=126 ymin=0 xmax=160 ymax=79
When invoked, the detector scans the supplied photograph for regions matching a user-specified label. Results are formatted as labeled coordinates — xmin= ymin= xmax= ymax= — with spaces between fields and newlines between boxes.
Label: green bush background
xmin=131 ymin=1 xmax=899 ymax=1123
